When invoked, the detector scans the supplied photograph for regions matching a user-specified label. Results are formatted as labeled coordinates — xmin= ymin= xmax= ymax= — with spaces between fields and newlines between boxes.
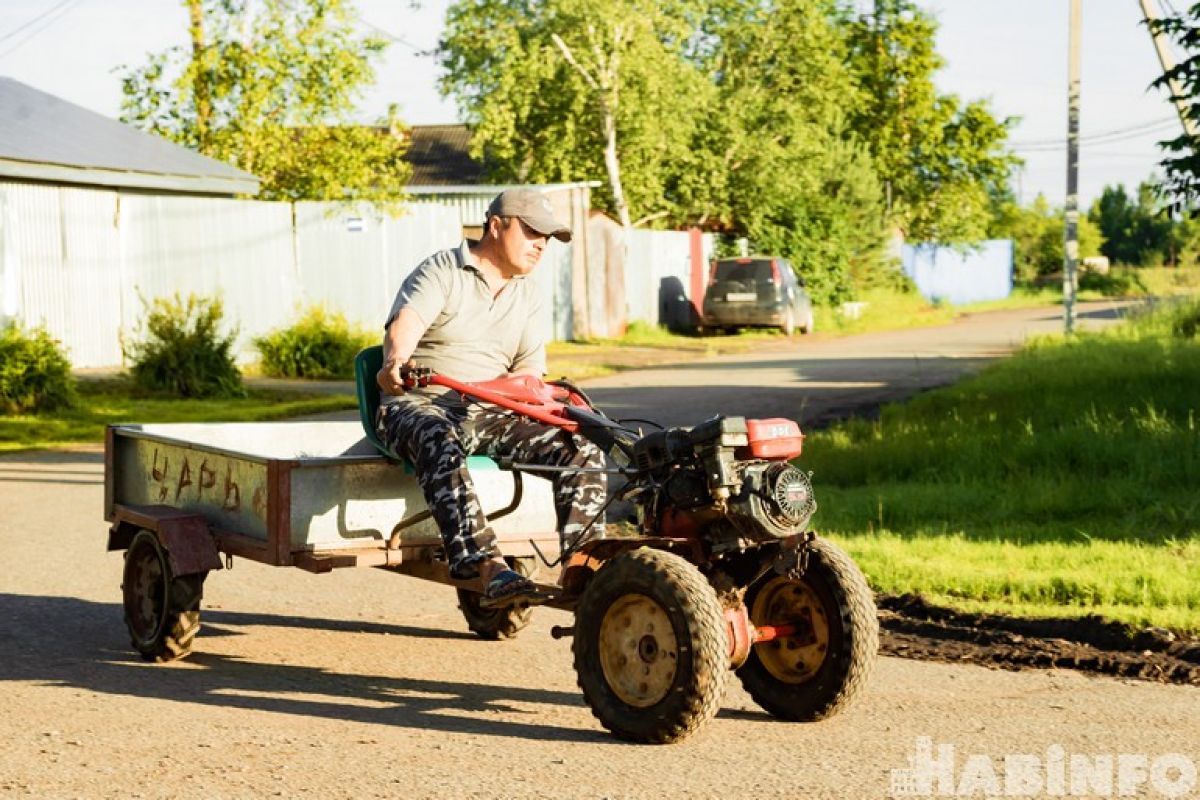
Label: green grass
xmin=1123 ymin=265 xmax=1200 ymax=297
xmin=0 ymin=378 xmax=356 ymax=452
xmin=803 ymin=297 xmax=1200 ymax=632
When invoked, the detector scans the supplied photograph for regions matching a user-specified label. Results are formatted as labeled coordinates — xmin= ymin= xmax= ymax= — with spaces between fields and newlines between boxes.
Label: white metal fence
xmin=625 ymin=228 xmax=714 ymax=330
xmin=0 ymin=182 xmax=464 ymax=367
xmin=0 ymin=180 xmax=704 ymax=368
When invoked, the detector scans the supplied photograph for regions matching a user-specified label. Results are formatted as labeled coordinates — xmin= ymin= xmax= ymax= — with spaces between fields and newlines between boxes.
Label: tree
xmin=991 ymin=194 xmax=1103 ymax=282
xmin=1147 ymin=8 xmax=1200 ymax=208
xmin=843 ymin=0 xmax=1018 ymax=243
xmin=120 ymin=0 xmax=410 ymax=204
xmin=439 ymin=0 xmax=711 ymax=231
xmin=681 ymin=0 xmax=887 ymax=303
xmin=1088 ymin=182 xmax=1198 ymax=266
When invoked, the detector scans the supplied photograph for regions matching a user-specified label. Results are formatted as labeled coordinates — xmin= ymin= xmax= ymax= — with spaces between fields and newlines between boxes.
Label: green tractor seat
xmin=354 ymin=346 xmax=504 ymax=473
xmin=354 ymin=345 xmax=403 ymax=461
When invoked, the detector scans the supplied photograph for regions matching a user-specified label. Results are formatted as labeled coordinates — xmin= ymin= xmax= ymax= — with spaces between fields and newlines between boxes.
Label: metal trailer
xmin=103 ymin=364 xmax=879 ymax=744
xmin=105 ymin=420 xmax=563 ymax=656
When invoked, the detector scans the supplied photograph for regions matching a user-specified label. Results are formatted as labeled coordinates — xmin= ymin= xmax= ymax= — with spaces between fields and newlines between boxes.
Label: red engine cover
xmin=744 ymin=418 xmax=804 ymax=459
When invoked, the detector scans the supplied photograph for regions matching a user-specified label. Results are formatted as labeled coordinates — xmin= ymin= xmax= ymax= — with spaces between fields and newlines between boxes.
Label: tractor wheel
xmin=736 ymin=538 xmax=877 ymax=721
xmin=121 ymin=530 xmax=205 ymax=662
xmin=457 ymin=556 xmax=535 ymax=640
xmin=573 ymin=548 xmax=729 ymax=743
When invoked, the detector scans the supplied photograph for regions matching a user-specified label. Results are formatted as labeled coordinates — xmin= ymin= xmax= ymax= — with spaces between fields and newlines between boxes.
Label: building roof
xmin=0 ymin=77 xmax=259 ymax=196
xmin=404 ymin=124 xmax=487 ymax=186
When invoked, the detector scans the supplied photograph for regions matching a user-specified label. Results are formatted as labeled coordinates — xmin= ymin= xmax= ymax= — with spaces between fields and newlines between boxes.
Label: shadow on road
xmin=1031 ymin=304 xmax=1135 ymax=323
xmin=0 ymin=593 xmax=609 ymax=744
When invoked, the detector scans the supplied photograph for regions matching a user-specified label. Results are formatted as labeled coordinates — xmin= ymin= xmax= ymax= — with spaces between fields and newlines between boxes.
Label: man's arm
xmin=509 ymin=293 xmax=546 ymax=379
xmin=377 ymin=306 xmax=428 ymax=395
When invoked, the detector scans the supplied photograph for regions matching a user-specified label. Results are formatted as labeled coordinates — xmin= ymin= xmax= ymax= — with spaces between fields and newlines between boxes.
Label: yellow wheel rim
xmin=598 ymin=594 xmax=679 ymax=707
xmin=750 ymin=575 xmax=830 ymax=684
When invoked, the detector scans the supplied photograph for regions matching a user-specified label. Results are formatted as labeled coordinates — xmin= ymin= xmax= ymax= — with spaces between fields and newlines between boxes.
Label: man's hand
xmin=376 ymin=358 xmax=415 ymax=396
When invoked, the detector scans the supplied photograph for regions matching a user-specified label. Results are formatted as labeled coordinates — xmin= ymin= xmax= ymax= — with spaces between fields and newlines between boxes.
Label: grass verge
xmin=803 ymin=297 xmax=1200 ymax=632
xmin=0 ymin=378 xmax=356 ymax=452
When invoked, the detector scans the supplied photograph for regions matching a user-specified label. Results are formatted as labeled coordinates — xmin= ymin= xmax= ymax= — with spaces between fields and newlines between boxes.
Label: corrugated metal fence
xmin=0 ymin=180 xmax=704 ymax=368
xmin=625 ymin=228 xmax=714 ymax=330
xmin=0 ymin=182 xmax=464 ymax=367
xmin=901 ymin=240 xmax=1014 ymax=305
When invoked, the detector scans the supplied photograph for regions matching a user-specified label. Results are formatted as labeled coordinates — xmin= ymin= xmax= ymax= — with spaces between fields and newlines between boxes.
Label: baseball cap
xmin=486 ymin=188 xmax=572 ymax=243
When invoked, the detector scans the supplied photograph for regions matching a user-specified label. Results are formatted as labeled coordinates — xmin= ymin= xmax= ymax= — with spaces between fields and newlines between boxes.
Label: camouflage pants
xmin=377 ymin=396 xmax=607 ymax=578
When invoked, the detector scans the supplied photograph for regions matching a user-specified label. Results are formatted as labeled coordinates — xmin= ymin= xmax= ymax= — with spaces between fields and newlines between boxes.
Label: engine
xmin=630 ymin=415 xmax=817 ymax=549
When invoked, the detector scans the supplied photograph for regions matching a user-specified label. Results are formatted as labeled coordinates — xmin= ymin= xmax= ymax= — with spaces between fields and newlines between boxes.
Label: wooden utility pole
xmin=1064 ymin=0 xmax=1081 ymax=335
xmin=1140 ymin=0 xmax=1199 ymax=138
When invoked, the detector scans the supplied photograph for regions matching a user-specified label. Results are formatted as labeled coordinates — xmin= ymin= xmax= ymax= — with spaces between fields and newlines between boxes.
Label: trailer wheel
xmin=456 ymin=556 xmax=534 ymax=640
xmin=736 ymin=538 xmax=877 ymax=721
xmin=573 ymin=548 xmax=728 ymax=743
xmin=122 ymin=530 xmax=204 ymax=662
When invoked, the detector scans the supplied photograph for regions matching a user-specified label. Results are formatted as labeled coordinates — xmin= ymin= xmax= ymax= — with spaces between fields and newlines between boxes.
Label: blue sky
xmin=0 ymin=0 xmax=1182 ymax=207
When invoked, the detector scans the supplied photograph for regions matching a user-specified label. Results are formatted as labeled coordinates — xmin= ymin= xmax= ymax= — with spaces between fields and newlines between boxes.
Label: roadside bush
xmin=0 ymin=321 xmax=77 ymax=413
xmin=1078 ymin=266 xmax=1147 ymax=297
xmin=124 ymin=293 xmax=244 ymax=398
xmin=1170 ymin=299 xmax=1200 ymax=340
xmin=254 ymin=306 xmax=375 ymax=379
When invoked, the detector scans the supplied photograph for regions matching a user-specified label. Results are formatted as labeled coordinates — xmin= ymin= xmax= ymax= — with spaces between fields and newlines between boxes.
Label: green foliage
xmin=0 ymin=322 xmax=77 ymax=414
xmin=439 ymin=0 xmax=1010 ymax=303
xmin=1087 ymin=182 xmax=1200 ymax=267
xmin=1146 ymin=11 xmax=1200 ymax=209
xmin=692 ymin=0 xmax=889 ymax=304
xmin=990 ymin=194 xmax=1103 ymax=281
xmin=440 ymin=0 xmax=708 ymax=228
xmin=124 ymin=294 xmax=244 ymax=399
xmin=254 ymin=306 xmax=374 ymax=379
xmin=120 ymin=0 xmax=410 ymax=205
xmin=440 ymin=0 xmax=893 ymax=303
xmin=842 ymin=0 xmax=1018 ymax=243
xmin=1077 ymin=266 xmax=1147 ymax=297
xmin=1167 ymin=300 xmax=1200 ymax=340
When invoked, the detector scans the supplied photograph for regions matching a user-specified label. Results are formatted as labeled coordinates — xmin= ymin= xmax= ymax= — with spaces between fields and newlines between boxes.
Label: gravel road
xmin=2 ymin=301 xmax=1197 ymax=799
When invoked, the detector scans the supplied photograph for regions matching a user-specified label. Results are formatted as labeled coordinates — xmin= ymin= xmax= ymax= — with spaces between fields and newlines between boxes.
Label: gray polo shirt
xmin=381 ymin=240 xmax=546 ymax=405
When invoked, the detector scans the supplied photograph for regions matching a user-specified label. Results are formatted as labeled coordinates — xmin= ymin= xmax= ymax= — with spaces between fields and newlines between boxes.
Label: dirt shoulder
xmin=879 ymin=593 xmax=1200 ymax=686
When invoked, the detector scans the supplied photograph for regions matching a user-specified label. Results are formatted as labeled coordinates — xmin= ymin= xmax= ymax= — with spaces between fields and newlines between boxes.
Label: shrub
xmin=1078 ymin=267 xmax=1147 ymax=297
xmin=0 ymin=321 xmax=77 ymax=413
xmin=254 ymin=306 xmax=375 ymax=379
xmin=124 ymin=293 xmax=244 ymax=398
xmin=1170 ymin=300 xmax=1200 ymax=340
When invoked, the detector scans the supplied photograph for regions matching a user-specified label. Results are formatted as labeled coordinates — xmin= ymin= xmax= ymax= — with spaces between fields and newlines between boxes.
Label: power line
xmin=359 ymin=17 xmax=435 ymax=56
xmin=1012 ymin=122 xmax=1180 ymax=152
xmin=0 ymin=0 xmax=75 ymax=45
xmin=0 ymin=0 xmax=82 ymax=61
xmin=1008 ymin=116 xmax=1178 ymax=148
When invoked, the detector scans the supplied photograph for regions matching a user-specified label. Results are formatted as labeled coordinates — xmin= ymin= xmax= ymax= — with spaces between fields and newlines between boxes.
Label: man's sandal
xmin=479 ymin=568 xmax=541 ymax=609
